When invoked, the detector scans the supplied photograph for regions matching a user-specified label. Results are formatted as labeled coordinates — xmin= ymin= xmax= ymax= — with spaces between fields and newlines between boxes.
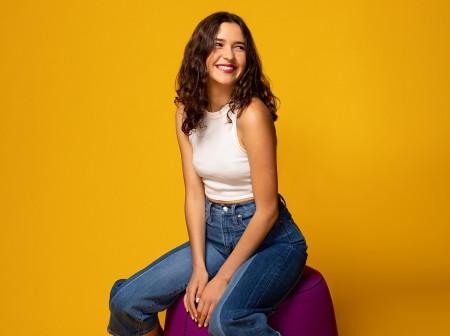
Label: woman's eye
xmin=236 ymin=45 xmax=245 ymax=51
xmin=215 ymin=42 xmax=223 ymax=47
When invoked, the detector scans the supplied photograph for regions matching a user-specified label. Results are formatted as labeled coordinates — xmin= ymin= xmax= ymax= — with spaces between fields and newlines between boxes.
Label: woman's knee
xmin=109 ymin=278 xmax=126 ymax=302
xmin=109 ymin=278 xmax=145 ymax=320
xmin=109 ymin=279 xmax=131 ymax=315
xmin=108 ymin=278 xmax=162 ymax=335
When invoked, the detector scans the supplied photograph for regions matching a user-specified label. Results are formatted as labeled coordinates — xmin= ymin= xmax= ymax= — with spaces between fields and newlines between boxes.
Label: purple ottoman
xmin=164 ymin=266 xmax=338 ymax=335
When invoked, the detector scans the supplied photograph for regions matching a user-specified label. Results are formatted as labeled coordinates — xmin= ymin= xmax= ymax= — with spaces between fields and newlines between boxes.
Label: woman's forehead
xmin=215 ymin=22 xmax=244 ymax=40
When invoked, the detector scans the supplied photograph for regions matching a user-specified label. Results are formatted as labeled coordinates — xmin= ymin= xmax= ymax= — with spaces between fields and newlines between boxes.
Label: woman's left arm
xmin=195 ymin=99 xmax=279 ymax=327
xmin=215 ymin=98 xmax=279 ymax=281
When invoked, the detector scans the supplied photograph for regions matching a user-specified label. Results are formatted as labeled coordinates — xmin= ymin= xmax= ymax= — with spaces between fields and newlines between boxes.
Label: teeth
xmin=217 ymin=65 xmax=234 ymax=70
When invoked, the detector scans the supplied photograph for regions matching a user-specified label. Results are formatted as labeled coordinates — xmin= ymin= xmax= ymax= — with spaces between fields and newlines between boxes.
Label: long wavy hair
xmin=174 ymin=12 xmax=279 ymax=135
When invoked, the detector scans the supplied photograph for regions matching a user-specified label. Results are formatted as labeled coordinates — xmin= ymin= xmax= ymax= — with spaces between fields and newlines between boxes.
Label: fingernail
xmin=198 ymin=323 xmax=202 ymax=328
xmin=195 ymin=297 xmax=200 ymax=303
xmin=205 ymin=323 xmax=208 ymax=327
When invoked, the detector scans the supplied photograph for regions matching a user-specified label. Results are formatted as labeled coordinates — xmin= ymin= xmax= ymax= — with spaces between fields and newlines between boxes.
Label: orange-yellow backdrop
xmin=1 ymin=0 xmax=449 ymax=335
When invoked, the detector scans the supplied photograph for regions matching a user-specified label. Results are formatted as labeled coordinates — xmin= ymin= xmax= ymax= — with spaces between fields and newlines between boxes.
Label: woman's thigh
xmin=211 ymin=242 xmax=307 ymax=327
xmin=109 ymin=241 xmax=226 ymax=312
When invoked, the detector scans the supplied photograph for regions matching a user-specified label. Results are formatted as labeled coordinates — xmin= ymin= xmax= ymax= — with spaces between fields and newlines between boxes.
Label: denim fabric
xmin=108 ymin=196 xmax=307 ymax=336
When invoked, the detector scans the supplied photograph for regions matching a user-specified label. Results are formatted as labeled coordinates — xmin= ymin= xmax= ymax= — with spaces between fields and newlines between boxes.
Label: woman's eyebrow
xmin=215 ymin=37 xmax=245 ymax=45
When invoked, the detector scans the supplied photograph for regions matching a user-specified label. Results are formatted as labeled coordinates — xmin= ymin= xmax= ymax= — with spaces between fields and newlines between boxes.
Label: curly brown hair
xmin=174 ymin=12 xmax=279 ymax=135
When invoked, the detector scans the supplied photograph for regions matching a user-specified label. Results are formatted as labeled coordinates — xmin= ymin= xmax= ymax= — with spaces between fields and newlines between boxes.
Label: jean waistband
xmin=205 ymin=194 xmax=286 ymax=215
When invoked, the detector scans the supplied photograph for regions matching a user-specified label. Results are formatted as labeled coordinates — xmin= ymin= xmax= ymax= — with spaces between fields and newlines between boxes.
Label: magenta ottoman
xmin=164 ymin=266 xmax=338 ymax=335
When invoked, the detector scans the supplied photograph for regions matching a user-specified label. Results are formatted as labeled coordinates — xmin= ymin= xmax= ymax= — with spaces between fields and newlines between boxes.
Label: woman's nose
xmin=222 ymin=46 xmax=235 ymax=61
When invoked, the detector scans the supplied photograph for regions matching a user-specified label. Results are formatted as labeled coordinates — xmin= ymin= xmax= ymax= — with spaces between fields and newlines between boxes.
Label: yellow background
xmin=1 ymin=0 xmax=449 ymax=335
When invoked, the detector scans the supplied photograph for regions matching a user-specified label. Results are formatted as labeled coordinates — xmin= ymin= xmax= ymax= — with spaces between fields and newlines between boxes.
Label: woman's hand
xmin=195 ymin=276 xmax=229 ymax=328
xmin=184 ymin=267 xmax=209 ymax=322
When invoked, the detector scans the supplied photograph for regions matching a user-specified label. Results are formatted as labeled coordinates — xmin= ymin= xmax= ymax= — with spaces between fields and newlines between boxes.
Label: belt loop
xmin=206 ymin=197 xmax=212 ymax=221
xmin=278 ymin=194 xmax=286 ymax=207
xmin=230 ymin=203 xmax=237 ymax=215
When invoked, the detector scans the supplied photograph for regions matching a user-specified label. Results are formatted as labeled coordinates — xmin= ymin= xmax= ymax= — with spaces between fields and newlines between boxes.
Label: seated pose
xmin=107 ymin=11 xmax=308 ymax=336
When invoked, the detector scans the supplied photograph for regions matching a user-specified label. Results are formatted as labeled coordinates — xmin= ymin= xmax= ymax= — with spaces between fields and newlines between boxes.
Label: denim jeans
xmin=108 ymin=196 xmax=308 ymax=336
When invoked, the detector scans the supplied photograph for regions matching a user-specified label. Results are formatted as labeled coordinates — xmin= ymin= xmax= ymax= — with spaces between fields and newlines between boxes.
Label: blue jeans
xmin=108 ymin=196 xmax=308 ymax=336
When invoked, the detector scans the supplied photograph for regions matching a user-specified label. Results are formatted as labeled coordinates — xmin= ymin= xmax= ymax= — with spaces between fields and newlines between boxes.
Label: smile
xmin=215 ymin=65 xmax=236 ymax=73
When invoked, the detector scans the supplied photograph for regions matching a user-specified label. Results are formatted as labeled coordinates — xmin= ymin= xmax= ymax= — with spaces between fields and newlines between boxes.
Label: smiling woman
xmin=206 ymin=22 xmax=247 ymax=89
xmin=107 ymin=12 xmax=308 ymax=336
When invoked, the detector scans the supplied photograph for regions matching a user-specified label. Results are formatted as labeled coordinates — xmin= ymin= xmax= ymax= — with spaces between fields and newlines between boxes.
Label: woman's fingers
xmin=187 ymin=285 xmax=198 ymax=321
xmin=196 ymin=299 xmax=208 ymax=327
xmin=195 ymin=289 xmax=203 ymax=303
xmin=203 ymin=304 xmax=215 ymax=328
xmin=183 ymin=293 xmax=188 ymax=312
xmin=185 ymin=271 xmax=209 ymax=322
xmin=192 ymin=283 xmax=207 ymax=321
xmin=196 ymin=297 xmax=217 ymax=328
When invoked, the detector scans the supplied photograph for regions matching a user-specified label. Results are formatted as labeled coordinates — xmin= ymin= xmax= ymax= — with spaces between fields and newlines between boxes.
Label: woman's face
xmin=206 ymin=22 xmax=247 ymax=90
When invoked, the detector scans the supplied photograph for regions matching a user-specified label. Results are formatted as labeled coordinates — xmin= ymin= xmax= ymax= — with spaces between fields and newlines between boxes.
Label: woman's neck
xmin=207 ymin=83 xmax=233 ymax=112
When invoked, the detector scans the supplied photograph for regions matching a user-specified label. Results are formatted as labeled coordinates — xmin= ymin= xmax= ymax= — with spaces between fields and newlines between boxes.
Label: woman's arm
xmin=195 ymin=98 xmax=280 ymax=327
xmin=175 ymin=106 xmax=209 ymax=319
xmin=215 ymin=98 xmax=279 ymax=282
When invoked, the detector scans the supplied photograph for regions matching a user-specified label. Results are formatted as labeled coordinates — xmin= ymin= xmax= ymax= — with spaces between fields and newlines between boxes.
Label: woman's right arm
xmin=175 ymin=106 xmax=208 ymax=321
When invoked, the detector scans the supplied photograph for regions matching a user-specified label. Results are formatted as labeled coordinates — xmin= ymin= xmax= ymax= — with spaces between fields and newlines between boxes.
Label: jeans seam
xmin=254 ymin=246 xmax=296 ymax=310
xmin=220 ymin=216 xmax=231 ymax=255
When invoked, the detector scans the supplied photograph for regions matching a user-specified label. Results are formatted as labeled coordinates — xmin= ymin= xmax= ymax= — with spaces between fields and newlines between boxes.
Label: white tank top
xmin=189 ymin=104 xmax=253 ymax=201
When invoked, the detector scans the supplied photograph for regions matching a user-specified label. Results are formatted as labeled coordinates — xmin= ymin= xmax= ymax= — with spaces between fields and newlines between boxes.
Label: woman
xmin=108 ymin=12 xmax=307 ymax=336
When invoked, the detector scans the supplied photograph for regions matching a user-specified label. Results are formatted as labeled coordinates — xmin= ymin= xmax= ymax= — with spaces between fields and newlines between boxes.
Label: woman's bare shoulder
xmin=238 ymin=97 xmax=273 ymax=128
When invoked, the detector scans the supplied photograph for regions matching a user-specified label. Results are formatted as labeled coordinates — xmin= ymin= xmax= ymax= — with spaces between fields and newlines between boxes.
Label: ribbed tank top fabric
xmin=189 ymin=104 xmax=253 ymax=201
